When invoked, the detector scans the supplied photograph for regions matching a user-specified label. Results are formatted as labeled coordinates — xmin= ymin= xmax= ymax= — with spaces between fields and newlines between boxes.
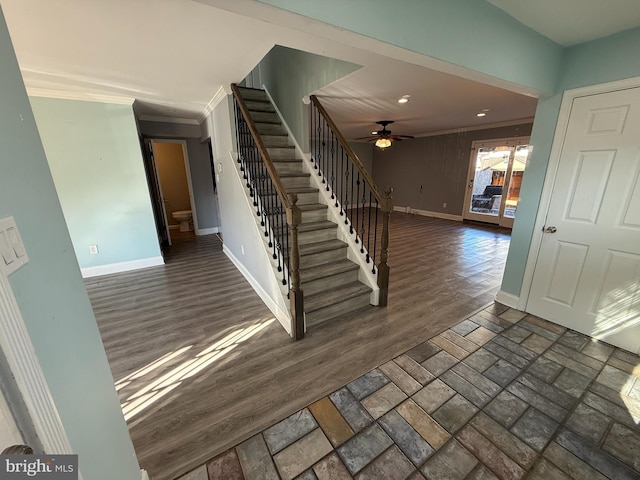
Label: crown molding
xmin=137 ymin=115 xmax=200 ymax=125
xmin=199 ymin=85 xmax=231 ymax=123
xmin=416 ymin=117 xmax=535 ymax=138
xmin=26 ymin=87 xmax=135 ymax=105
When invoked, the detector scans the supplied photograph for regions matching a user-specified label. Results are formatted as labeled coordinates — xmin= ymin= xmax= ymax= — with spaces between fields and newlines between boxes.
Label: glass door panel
xmin=463 ymin=138 xmax=530 ymax=228
xmin=468 ymin=146 xmax=511 ymax=218
xmin=503 ymin=145 xmax=530 ymax=220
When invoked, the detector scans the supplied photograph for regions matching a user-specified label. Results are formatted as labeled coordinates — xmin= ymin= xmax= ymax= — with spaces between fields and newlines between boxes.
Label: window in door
xmin=463 ymin=138 xmax=530 ymax=228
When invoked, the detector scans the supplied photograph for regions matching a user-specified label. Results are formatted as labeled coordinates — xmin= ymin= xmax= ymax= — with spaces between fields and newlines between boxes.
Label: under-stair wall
xmin=203 ymin=95 xmax=293 ymax=334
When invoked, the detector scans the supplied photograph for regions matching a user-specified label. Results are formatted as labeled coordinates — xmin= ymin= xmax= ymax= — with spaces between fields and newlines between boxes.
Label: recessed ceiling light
xmin=398 ymin=95 xmax=411 ymax=104
xmin=477 ymin=112 xmax=486 ymax=117
xmin=372 ymin=130 xmax=378 ymax=134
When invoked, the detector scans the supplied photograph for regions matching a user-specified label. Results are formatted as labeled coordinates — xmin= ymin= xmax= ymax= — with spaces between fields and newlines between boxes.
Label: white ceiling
xmin=487 ymin=0 xmax=640 ymax=46
xmin=1 ymin=0 xmax=639 ymax=140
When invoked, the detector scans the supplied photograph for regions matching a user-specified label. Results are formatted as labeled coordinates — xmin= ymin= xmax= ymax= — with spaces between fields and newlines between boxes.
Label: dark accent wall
xmin=371 ymin=123 xmax=533 ymax=216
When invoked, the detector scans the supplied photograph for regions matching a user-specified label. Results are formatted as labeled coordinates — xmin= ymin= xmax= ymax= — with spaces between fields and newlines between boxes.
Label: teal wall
xmin=254 ymin=2 xmax=640 ymax=303
xmin=256 ymin=0 xmax=562 ymax=95
xmin=561 ymin=27 xmax=640 ymax=90
xmin=0 ymin=8 xmax=140 ymax=480
xmin=501 ymin=26 xmax=640 ymax=297
xmin=256 ymin=45 xmax=361 ymax=148
xmin=30 ymin=97 xmax=162 ymax=270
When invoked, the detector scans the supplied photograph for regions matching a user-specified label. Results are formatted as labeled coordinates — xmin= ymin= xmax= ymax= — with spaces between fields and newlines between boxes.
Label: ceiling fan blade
xmin=390 ymin=134 xmax=415 ymax=140
xmin=354 ymin=135 xmax=378 ymax=140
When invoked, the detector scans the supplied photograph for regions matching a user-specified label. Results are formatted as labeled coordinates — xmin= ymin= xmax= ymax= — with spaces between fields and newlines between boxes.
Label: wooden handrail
xmin=232 ymin=84 xmax=305 ymax=339
xmin=309 ymin=95 xmax=385 ymax=206
xmin=231 ymin=83 xmax=292 ymax=209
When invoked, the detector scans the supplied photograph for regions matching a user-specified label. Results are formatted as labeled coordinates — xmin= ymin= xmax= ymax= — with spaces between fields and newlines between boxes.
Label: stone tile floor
xmin=177 ymin=303 xmax=640 ymax=480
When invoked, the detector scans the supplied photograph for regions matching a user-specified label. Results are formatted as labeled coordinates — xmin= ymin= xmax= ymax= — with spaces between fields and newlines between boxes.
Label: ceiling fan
xmin=355 ymin=120 xmax=415 ymax=149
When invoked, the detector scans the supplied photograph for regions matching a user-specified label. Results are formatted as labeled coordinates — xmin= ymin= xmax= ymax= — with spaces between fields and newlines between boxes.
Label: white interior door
xmin=527 ymin=86 xmax=640 ymax=353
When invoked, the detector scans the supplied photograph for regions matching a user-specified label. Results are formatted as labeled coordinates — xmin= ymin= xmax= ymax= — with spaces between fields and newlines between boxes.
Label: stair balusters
xmin=309 ymin=96 xmax=392 ymax=304
xmin=232 ymin=84 xmax=304 ymax=340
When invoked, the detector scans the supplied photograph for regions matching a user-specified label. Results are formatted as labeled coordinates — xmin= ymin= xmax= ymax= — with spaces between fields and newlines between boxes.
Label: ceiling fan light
xmin=375 ymin=138 xmax=392 ymax=149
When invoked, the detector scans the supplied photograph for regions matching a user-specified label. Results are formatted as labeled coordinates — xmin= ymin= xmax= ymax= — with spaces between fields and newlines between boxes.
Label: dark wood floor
xmin=85 ymin=214 xmax=510 ymax=480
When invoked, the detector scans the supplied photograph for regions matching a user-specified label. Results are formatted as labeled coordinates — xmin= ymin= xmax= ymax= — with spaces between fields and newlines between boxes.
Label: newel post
xmin=377 ymin=185 xmax=393 ymax=307
xmin=286 ymin=193 xmax=305 ymax=340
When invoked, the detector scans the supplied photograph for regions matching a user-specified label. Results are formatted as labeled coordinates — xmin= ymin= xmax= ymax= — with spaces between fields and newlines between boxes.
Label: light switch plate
xmin=0 ymin=217 xmax=28 ymax=276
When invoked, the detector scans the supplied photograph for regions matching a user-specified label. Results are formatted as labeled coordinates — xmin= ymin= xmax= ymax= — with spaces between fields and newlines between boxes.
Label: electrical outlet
xmin=89 ymin=244 xmax=99 ymax=254
xmin=443 ymin=202 xmax=447 ymax=209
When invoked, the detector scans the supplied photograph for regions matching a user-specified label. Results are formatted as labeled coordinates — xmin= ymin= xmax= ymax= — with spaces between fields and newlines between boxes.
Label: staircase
xmin=235 ymin=86 xmax=372 ymax=327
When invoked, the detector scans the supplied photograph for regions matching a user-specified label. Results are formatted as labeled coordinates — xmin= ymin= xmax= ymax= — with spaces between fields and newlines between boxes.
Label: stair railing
xmin=231 ymin=84 xmax=304 ymax=339
xmin=309 ymin=95 xmax=392 ymax=306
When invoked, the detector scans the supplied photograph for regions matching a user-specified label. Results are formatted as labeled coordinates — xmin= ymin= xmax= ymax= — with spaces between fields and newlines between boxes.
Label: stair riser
xmin=250 ymin=112 xmax=280 ymax=124
xmin=243 ymin=159 xmax=302 ymax=174
xmin=245 ymin=101 xmax=274 ymax=112
xmin=273 ymin=161 xmax=304 ymax=174
xmin=301 ymin=208 xmax=328 ymax=223
xmin=263 ymin=191 xmax=318 ymax=206
xmin=255 ymin=123 xmax=286 ymax=136
xmin=280 ymin=176 xmax=311 ymax=189
xmin=267 ymin=148 xmax=297 ymax=160
xmin=237 ymin=89 xmax=268 ymax=102
xmin=262 ymin=135 xmax=291 ymax=148
xmin=300 ymin=247 xmax=348 ymax=269
xmin=306 ymin=293 xmax=371 ymax=327
xmin=291 ymin=191 xmax=319 ymax=205
xmin=264 ymin=193 xmax=318 ymax=205
xmin=302 ymin=270 xmax=359 ymax=296
xmin=298 ymin=227 xmax=337 ymax=244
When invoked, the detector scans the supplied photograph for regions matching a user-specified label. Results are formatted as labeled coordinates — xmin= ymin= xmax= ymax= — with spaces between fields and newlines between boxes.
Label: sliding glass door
xmin=463 ymin=137 xmax=531 ymax=228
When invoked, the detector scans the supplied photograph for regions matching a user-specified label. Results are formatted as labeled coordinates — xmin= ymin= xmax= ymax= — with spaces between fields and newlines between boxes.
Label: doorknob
xmin=544 ymin=226 xmax=557 ymax=233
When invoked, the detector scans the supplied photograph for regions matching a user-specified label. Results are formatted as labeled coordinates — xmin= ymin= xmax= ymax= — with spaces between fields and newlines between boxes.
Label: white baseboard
xmin=394 ymin=206 xmax=463 ymax=222
xmin=80 ymin=256 xmax=164 ymax=278
xmin=140 ymin=469 xmax=150 ymax=480
xmin=222 ymin=245 xmax=292 ymax=334
xmin=495 ymin=290 xmax=520 ymax=309
xmin=197 ymin=227 xmax=219 ymax=235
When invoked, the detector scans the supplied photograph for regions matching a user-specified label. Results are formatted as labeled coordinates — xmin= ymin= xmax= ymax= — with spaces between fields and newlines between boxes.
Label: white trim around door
xmin=518 ymin=77 xmax=640 ymax=312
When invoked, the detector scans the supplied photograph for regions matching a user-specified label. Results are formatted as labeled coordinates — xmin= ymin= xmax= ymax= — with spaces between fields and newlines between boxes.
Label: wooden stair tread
xmin=250 ymin=112 xmax=281 ymax=124
xmin=271 ymin=158 xmax=301 ymax=163
xmin=305 ymin=282 xmax=371 ymax=312
xmin=279 ymin=172 xmax=310 ymax=178
xmin=246 ymin=157 xmax=300 ymax=163
xmin=298 ymin=220 xmax=336 ymax=233
xmin=245 ymin=101 xmax=275 ymax=112
xmin=287 ymin=187 xmax=318 ymax=194
xmin=254 ymin=121 xmax=285 ymax=129
xmin=262 ymin=186 xmax=318 ymax=195
xmin=301 ymin=260 xmax=358 ymax=282
xmin=298 ymin=203 xmax=327 ymax=212
xmin=299 ymin=239 xmax=347 ymax=256
xmin=258 ymin=132 xmax=288 ymax=138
